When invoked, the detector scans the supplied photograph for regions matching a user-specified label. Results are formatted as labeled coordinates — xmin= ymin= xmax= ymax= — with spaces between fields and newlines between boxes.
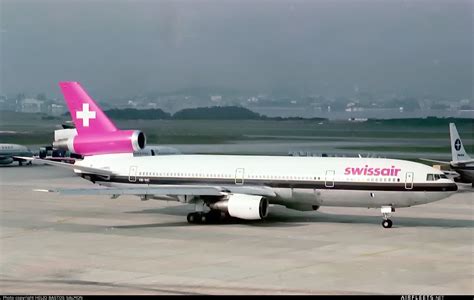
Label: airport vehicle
xmin=28 ymin=82 xmax=458 ymax=228
xmin=37 ymin=145 xmax=78 ymax=164
xmin=421 ymin=123 xmax=474 ymax=187
xmin=0 ymin=144 xmax=33 ymax=166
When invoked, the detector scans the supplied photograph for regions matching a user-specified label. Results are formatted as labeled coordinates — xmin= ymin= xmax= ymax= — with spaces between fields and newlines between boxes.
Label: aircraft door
xmin=129 ymin=166 xmax=137 ymax=182
xmin=325 ymin=170 xmax=335 ymax=188
xmin=405 ymin=172 xmax=414 ymax=189
xmin=235 ymin=168 xmax=245 ymax=185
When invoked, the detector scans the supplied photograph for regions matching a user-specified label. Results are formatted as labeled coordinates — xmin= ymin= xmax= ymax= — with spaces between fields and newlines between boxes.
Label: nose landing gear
xmin=381 ymin=206 xmax=394 ymax=228
xmin=382 ymin=219 xmax=393 ymax=228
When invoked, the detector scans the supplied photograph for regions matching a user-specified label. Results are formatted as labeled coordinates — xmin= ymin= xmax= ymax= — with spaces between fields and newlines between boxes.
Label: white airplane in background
xmin=0 ymin=144 xmax=33 ymax=166
xmin=25 ymin=82 xmax=458 ymax=229
xmin=421 ymin=123 xmax=474 ymax=187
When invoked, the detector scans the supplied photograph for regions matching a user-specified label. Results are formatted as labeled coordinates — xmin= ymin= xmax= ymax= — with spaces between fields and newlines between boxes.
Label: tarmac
xmin=0 ymin=163 xmax=473 ymax=295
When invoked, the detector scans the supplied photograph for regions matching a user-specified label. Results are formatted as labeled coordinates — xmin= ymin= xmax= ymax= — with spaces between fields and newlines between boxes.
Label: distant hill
xmin=104 ymin=106 xmax=327 ymax=121
xmin=173 ymin=106 xmax=262 ymax=120
xmin=105 ymin=108 xmax=171 ymax=120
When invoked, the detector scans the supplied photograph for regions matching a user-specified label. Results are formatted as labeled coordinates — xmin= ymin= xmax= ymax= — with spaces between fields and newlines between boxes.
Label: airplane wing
xmin=419 ymin=157 xmax=474 ymax=167
xmin=34 ymin=185 xmax=276 ymax=198
xmin=221 ymin=185 xmax=276 ymax=197
xmin=23 ymin=157 xmax=277 ymax=198
xmin=419 ymin=158 xmax=451 ymax=165
xmin=35 ymin=186 xmax=224 ymax=196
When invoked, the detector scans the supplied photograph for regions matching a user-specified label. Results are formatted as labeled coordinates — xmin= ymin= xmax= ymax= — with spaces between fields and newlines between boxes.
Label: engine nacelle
xmin=0 ymin=157 xmax=14 ymax=165
xmin=54 ymin=128 xmax=78 ymax=142
xmin=210 ymin=194 xmax=269 ymax=220
xmin=53 ymin=130 xmax=146 ymax=156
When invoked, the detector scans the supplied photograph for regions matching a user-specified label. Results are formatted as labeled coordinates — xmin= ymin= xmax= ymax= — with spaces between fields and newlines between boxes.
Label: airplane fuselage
xmin=0 ymin=144 xmax=33 ymax=165
xmin=451 ymin=163 xmax=474 ymax=183
xmin=76 ymin=154 xmax=457 ymax=210
xmin=39 ymin=81 xmax=461 ymax=227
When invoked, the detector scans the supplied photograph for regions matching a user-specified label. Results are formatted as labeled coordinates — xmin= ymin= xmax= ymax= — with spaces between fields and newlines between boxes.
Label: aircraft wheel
xmin=200 ymin=213 xmax=207 ymax=224
xmin=382 ymin=219 xmax=392 ymax=229
xmin=206 ymin=210 xmax=222 ymax=223
xmin=187 ymin=213 xmax=196 ymax=224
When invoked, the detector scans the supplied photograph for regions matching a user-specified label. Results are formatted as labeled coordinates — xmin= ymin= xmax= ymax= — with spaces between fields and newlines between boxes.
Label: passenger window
xmin=426 ymin=174 xmax=434 ymax=181
xmin=434 ymin=174 xmax=440 ymax=180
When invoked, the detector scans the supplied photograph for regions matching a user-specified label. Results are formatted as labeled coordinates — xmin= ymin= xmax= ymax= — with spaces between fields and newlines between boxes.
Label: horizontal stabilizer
xmin=15 ymin=157 xmax=114 ymax=177
xmin=37 ymin=156 xmax=78 ymax=162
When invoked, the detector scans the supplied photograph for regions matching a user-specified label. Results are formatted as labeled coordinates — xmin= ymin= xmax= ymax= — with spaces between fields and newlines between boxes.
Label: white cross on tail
xmin=76 ymin=103 xmax=96 ymax=127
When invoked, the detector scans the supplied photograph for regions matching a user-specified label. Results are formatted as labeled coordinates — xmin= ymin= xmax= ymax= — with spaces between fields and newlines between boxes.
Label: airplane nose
xmin=441 ymin=182 xmax=458 ymax=193
xmin=423 ymin=182 xmax=458 ymax=204
xmin=441 ymin=180 xmax=458 ymax=192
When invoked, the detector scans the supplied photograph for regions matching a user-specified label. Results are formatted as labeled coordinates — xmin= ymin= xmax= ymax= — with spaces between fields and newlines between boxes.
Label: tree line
xmin=105 ymin=106 xmax=326 ymax=121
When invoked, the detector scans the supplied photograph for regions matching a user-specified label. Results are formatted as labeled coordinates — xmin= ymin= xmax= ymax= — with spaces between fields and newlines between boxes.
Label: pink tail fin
xmin=59 ymin=82 xmax=117 ymax=135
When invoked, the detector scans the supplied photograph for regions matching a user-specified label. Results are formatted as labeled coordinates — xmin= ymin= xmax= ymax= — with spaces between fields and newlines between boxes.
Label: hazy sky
xmin=1 ymin=0 xmax=472 ymax=99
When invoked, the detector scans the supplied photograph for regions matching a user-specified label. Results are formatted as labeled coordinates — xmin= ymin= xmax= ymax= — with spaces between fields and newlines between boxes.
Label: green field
xmin=0 ymin=111 xmax=473 ymax=159
xmin=338 ymin=145 xmax=474 ymax=154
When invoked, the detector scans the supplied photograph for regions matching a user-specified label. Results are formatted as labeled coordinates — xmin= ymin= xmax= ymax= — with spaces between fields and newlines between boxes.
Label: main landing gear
xmin=18 ymin=160 xmax=32 ymax=166
xmin=187 ymin=210 xmax=224 ymax=224
xmin=381 ymin=206 xmax=394 ymax=228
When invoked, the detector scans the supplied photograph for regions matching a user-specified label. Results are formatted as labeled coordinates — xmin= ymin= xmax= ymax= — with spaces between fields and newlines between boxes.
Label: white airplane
xmin=0 ymin=144 xmax=33 ymax=166
xmin=27 ymin=82 xmax=458 ymax=229
xmin=421 ymin=123 xmax=474 ymax=187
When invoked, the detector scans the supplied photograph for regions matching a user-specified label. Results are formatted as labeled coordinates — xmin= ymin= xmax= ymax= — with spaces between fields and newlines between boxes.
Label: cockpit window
xmin=427 ymin=173 xmax=445 ymax=181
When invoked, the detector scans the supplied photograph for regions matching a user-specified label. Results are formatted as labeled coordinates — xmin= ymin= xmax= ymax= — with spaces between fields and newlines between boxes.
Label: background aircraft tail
xmin=59 ymin=82 xmax=117 ymax=135
xmin=450 ymin=123 xmax=471 ymax=162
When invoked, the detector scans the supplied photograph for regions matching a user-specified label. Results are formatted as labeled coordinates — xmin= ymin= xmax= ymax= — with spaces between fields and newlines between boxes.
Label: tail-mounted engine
xmin=53 ymin=130 xmax=146 ymax=156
